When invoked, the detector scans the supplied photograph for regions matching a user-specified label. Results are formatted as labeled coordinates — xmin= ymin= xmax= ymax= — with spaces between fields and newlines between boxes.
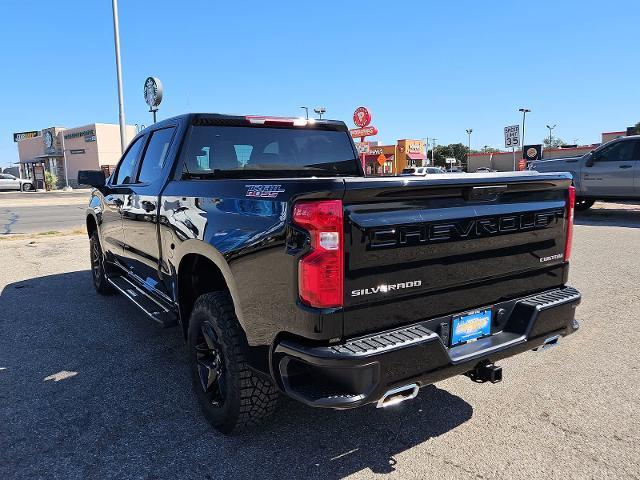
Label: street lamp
xmin=546 ymin=124 xmax=556 ymax=146
xmin=313 ymin=107 xmax=326 ymax=119
xmin=299 ymin=106 xmax=309 ymax=120
xmin=518 ymin=108 xmax=531 ymax=148
xmin=465 ymin=128 xmax=473 ymax=165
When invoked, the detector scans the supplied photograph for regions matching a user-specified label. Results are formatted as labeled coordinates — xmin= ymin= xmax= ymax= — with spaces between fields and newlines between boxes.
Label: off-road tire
xmin=575 ymin=198 xmax=595 ymax=211
xmin=89 ymin=232 xmax=115 ymax=295
xmin=188 ymin=292 xmax=278 ymax=434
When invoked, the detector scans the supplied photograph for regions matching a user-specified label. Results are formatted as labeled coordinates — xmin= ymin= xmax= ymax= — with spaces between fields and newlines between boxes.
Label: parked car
xmin=81 ymin=113 xmax=580 ymax=433
xmin=401 ymin=166 xmax=444 ymax=176
xmin=529 ymin=135 xmax=640 ymax=210
xmin=0 ymin=173 xmax=33 ymax=191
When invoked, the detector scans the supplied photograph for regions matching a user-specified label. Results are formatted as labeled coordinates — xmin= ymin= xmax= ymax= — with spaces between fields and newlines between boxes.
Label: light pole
xmin=61 ymin=133 xmax=71 ymax=190
xmin=546 ymin=124 xmax=556 ymax=146
xmin=314 ymin=107 xmax=326 ymax=119
xmin=518 ymin=108 xmax=531 ymax=149
xmin=431 ymin=138 xmax=437 ymax=166
xmin=300 ymin=106 xmax=309 ymax=120
xmin=465 ymin=128 xmax=473 ymax=167
xmin=111 ymin=0 xmax=127 ymax=154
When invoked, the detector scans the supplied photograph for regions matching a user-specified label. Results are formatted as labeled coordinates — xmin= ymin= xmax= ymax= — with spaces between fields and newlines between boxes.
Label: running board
xmin=107 ymin=274 xmax=178 ymax=328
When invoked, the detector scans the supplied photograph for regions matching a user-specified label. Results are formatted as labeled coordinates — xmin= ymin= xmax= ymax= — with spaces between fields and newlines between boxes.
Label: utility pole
xmin=314 ymin=107 xmax=326 ymax=119
xmin=518 ymin=108 xmax=531 ymax=150
xmin=111 ymin=0 xmax=126 ymax=154
xmin=432 ymin=138 xmax=438 ymax=166
xmin=546 ymin=124 xmax=556 ymax=146
xmin=61 ymin=133 xmax=71 ymax=190
xmin=465 ymin=128 xmax=473 ymax=167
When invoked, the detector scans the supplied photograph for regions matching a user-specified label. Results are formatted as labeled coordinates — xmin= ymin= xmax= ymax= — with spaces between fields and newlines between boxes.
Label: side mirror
xmin=584 ymin=154 xmax=595 ymax=167
xmin=78 ymin=170 xmax=106 ymax=188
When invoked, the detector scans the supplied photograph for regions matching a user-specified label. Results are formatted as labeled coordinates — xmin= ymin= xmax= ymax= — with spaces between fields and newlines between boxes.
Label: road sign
xmin=445 ymin=158 xmax=456 ymax=164
xmin=356 ymin=142 xmax=370 ymax=154
xmin=504 ymin=125 xmax=520 ymax=148
xmin=353 ymin=106 xmax=372 ymax=128
xmin=377 ymin=154 xmax=386 ymax=166
xmin=350 ymin=126 xmax=378 ymax=138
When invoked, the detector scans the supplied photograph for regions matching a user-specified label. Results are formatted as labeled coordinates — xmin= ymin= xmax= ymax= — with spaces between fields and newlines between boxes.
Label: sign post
xmin=352 ymin=107 xmax=376 ymax=174
xmin=504 ymin=125 xmax=521 ymax=171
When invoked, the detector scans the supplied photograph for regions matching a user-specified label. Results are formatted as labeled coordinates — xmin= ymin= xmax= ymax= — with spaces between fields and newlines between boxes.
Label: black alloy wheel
xmin=195 ymin=321 xmax=226 ymax=407
xmin=89 ymin=232 xmax=115 ymax=295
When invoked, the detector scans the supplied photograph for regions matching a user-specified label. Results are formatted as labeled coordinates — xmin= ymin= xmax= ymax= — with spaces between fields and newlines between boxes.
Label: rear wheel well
xmin=177 ymin=254 xmax=229 ymax=337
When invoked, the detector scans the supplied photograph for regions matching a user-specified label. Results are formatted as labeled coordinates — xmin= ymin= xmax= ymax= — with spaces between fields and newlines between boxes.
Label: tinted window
xmin=597 ymin=141 xmax=636 ymax=162
xmin=181 ymin=126 xmax=359 ymax=178
xmin=114 ymin=136 xmax=144 ymax=184
xmin=137 ymin=128 xmax=175 ymax=183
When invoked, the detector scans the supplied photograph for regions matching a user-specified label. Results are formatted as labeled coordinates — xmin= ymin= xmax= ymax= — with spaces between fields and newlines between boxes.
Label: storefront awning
xmin=407 ymin=152 xmax=425 ymax=161
xmin=365 ymin=154 xmax=394 ymax=162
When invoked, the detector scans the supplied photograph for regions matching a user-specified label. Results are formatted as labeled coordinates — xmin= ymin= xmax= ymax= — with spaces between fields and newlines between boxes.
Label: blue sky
xmin=1 ymin=0 xmax=638 ymax=168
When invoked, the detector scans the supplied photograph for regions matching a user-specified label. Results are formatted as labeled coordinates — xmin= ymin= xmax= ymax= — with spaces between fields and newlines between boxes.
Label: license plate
xmin=451 ymin=308 xmax=492 ymax=346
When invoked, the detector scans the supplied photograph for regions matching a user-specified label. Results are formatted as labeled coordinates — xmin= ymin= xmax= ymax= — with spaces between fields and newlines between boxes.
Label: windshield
xmin=181 ymin=126 xmax=359 ymax=178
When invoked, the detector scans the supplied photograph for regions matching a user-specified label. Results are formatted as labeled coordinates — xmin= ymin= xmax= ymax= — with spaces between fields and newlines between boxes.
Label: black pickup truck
xmin=80 ymin=113 xmax=581 ymax=433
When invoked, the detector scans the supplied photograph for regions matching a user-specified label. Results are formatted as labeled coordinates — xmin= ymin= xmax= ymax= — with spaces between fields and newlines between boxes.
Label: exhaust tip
xmin=534 ymin=334 xmax=561 ymax=352
xmin=376 ymin=383 xmax=419 ymax=408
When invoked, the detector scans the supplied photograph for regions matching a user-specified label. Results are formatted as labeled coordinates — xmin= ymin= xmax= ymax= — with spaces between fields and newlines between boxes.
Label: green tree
xmin=543 ymin=137 xmax=566 ymax=148
xmin=428 ymin=143 xmax=471 ymax=166
xmin=634 ymin=122 xmax=640 ymax=135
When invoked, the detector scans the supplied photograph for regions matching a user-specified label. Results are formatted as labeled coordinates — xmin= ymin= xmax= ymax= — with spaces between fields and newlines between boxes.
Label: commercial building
xmin=362 ymin=139 xmax=427 ymax=175
xmin=467 ymin=130 xmax=633 ymax=172
xmin=17 ymin=123 xmax=136 ymax=188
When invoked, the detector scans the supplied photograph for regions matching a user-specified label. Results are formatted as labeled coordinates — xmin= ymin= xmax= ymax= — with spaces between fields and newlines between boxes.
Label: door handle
xmin=619 ymin=164 xmax=633 ymax=169
xmin=141 ymin=200 xmax=156 ymax=213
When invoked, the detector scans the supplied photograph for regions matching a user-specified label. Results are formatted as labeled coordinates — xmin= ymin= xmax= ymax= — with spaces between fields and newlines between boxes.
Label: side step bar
xmin=107 ymin=274 xmax=178 ymax=328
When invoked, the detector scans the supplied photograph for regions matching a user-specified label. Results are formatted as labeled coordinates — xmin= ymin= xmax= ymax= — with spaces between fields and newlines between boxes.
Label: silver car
xmin=0 ymin=173 xmax=34 ymax=192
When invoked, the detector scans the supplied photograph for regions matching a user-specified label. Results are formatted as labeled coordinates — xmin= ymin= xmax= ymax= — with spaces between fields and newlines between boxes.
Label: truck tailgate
xmin=342 ymin=172 xmax=572 ymax=337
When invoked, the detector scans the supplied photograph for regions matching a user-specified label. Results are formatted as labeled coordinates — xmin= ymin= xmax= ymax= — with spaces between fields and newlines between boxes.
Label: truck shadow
xmin=0 ymin=270 xmax=473 ymax=480
xmin=574 ymin=203 xmax=640 ymax=228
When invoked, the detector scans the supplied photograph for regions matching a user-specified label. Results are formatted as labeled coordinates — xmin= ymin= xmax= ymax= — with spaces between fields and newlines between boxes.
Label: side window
xmin=597 ymin=141 xmax=635 ymax=162
xmin=137 ymin=128 xmax=176 ymax=184
xmin=114 ymin=136 xmax=144 ymax=184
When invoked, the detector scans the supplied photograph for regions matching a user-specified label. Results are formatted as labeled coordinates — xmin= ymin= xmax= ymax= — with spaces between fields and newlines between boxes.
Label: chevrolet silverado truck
xmin=529 ymin=135 xmax=640 ymax=210
xmin=79 ymin=113 xmax=581 ymax=434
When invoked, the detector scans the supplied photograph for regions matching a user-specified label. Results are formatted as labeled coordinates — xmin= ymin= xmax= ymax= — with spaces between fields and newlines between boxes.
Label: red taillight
xmin=292 ymin=200 xmax=344 ymax=308
xmin=564 ymin=185 xmax=575 ymax=261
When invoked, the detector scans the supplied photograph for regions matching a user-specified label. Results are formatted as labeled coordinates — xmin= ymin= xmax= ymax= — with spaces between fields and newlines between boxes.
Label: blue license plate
xmin=451 ymin=308 xmax=492 ymax=346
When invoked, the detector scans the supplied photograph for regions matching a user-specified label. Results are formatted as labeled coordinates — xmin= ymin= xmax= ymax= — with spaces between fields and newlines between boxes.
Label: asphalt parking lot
xmin=0 ymin=190 xmax=90 ymax=235
xmin=1 ymin=203 xmax=639 ymax=479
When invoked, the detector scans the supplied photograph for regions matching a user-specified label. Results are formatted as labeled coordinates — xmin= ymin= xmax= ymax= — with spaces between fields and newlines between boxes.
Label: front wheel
xmin=21 ymin=183 xmax=33 ymax=192
xmin=188 ymin=292 xmax=278 ymax=434
xmin=89 ymin=232 xmax=115 ymax=294
xmin=575 ymin=198 xmax=595 ymax=211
